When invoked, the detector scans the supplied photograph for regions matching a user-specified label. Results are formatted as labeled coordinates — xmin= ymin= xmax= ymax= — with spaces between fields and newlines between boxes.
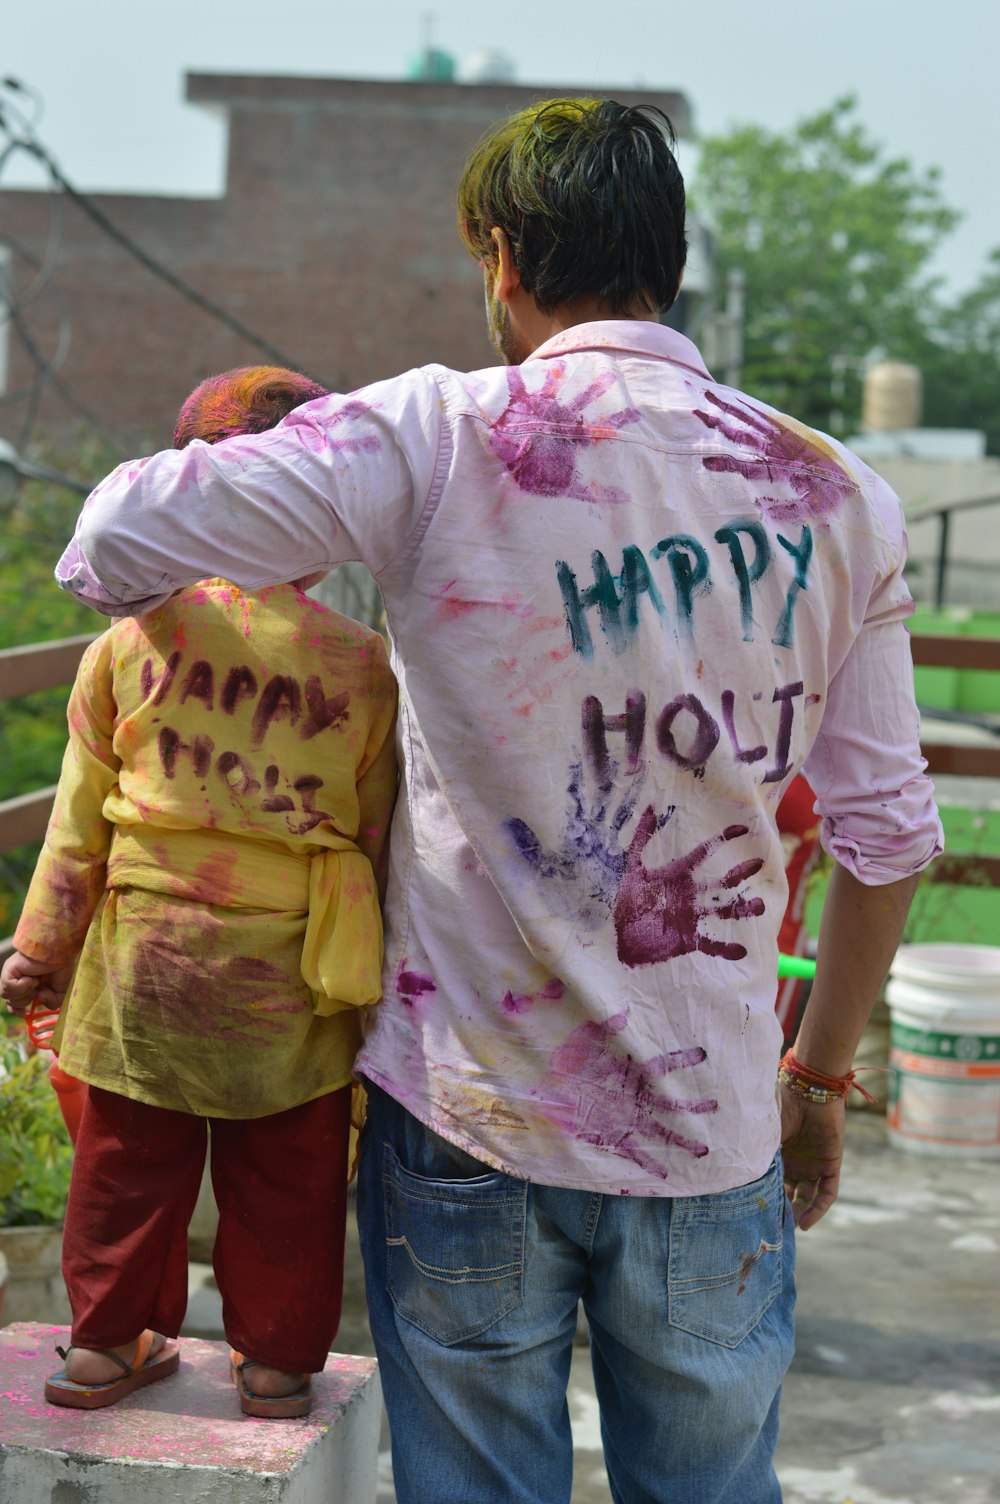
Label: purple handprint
xmin=694 ymin=389 xmax=857 ymax=523
xmin=489 ymin=366 xmax=640 ymax=503
xmin=614 ymin=807 xmax=765 ymax=968
xmin=505 ymin=756 xmax=656 ymax=931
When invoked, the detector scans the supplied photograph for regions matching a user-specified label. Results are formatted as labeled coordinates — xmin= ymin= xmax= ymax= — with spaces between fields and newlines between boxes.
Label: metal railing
xmin=909 ymin=632 xmax=1000 ymax=889
xmin=0 ymin=634 xmax=97 ymax=853
xmin=908 ymin=491 xmax=1000 ymax=609
xmin=2 ymin=627 xmax=1000 ymax=965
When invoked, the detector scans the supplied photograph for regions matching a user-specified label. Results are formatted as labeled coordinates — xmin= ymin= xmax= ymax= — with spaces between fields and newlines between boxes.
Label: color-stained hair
xmin=457 ymin=98 xmax=686 ymax=316
xmin=173 ymin=366 xmax=328 ymax=448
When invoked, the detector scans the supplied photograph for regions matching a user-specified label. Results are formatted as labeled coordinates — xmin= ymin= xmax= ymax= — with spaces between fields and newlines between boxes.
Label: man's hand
xmin=0 ymin=951 xmax=75 ymax=1014
xmin=781 ymin=865 xmax=924 ymax=1232
xmin=780 ymin=1085 xmax=845 ymax=1230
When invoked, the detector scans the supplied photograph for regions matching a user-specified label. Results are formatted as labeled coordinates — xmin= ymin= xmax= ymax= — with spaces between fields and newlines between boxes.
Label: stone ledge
xmin=0 ymin=1323 xmax=381 ymax=1504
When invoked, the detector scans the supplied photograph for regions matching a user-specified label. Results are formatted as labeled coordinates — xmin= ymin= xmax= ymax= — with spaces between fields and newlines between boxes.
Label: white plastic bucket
xmin=885 ymin=943 xmax=1000 ymax=1157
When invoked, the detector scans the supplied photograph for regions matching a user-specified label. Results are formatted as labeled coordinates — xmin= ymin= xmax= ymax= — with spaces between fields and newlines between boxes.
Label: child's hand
xmin=0 ymin=952 xmax=75 ymax=1014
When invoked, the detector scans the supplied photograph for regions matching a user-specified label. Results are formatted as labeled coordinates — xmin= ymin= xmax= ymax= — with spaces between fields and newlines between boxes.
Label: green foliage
xmin=0 ymin=1027 xmax=74 ymax=1226
xmin=899 ymin=248 xmax=1000 ymax=455
xmin=0 ymin=434 xmax=113 ymax=934
xmin=0 ymin=438 xmax=108 ymax=653
xmin=694 ymin=97 xmax=961 ymax=435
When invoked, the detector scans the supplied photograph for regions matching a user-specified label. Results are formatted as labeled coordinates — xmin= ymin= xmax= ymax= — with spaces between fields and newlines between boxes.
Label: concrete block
xmin=0 ymin=1228 xmax=72 ymax=1326
xmin=0 ymin=1323 xmax=381 ymax=1504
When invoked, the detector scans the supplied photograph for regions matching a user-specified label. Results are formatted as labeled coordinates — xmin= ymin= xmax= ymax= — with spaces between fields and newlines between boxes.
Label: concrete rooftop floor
xmin=183 ymin=1110 xmax=999 ymax=1503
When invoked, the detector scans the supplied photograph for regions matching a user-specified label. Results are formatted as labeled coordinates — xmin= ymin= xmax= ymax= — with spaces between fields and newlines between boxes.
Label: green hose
xmin=777 ymin=954 xmax=817 ymax=980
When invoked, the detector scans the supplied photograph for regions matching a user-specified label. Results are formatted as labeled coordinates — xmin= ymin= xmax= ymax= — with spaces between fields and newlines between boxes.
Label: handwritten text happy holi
xmin=140 ymin=652 xmax=349 ymax=835
xmin=556 ymin=518 xmax=812 ymax=656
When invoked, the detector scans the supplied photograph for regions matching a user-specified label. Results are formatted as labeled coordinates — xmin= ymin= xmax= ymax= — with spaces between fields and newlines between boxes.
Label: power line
xmin=0 ymin=231 xmax=128 ymax=457
xmin=0 ymin=84 xmax=326 ymax=385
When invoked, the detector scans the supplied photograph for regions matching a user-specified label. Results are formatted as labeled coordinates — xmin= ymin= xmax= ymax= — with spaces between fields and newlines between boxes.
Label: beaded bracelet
xmin=778 ymin=1049 xmax=878 ymax=1105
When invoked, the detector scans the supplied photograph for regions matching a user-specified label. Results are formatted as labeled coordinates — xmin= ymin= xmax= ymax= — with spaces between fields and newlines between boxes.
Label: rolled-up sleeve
xmin=56 ymin=370 xmax=447 ymax=617
xmin=803 ymin=502 xmax=943 ymax=884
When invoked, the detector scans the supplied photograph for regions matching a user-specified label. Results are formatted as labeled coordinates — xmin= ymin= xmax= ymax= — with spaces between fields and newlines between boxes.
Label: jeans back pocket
xmin=383 ymin=1142 xmax=527 ymax=1345
xmin=667 ymin=1156 xmax=785 ymax=1349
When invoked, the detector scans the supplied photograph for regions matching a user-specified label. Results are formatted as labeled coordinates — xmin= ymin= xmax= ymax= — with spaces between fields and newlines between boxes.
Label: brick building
xmin=1 ymin=73 xmax=691 ymax=455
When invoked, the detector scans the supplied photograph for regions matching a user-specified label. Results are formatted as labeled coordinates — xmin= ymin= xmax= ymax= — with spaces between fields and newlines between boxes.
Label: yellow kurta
xmin=14 ymin=580 xmax=397 ymax=1118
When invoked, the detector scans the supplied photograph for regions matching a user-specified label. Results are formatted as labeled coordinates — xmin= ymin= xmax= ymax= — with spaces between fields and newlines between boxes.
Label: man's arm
xmin=56 ymin=374 xmax=444 ymax=616
xmin=787 ymin=476 xmax=941 ymax=1228
xmin=781 ymin=863 xmax=921 ymax=1230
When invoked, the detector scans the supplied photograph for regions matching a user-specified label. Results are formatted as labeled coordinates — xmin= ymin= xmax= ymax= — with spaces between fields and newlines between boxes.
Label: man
xmin=55 ymin=99 xmax=941 ymax=1504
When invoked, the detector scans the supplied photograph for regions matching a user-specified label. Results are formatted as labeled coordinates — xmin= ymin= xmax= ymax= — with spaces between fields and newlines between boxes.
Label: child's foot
xmin=241 ymin=1362 xmax=309 ymax=1399
xmin=65 ymin=1332 xmax=168 ymax=1385
xmin=230 ymin=1350 xmax=314 ymax=1416
xmin=46 ymin=1332 xmax=180 ymax=1409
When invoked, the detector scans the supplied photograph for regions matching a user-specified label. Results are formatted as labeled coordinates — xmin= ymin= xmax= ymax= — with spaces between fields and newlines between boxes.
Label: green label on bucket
xmin=891 ymin=1022 xmax=1000 ymax=1063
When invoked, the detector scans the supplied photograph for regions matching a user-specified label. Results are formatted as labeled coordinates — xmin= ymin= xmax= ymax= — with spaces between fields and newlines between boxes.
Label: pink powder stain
xmin=432 ymin=580 xmax=536 ymax=625
xmin=497 ymin=612 xmax=578 ymax=720
xmin=694 ymin=390 xmax=857 ymax=522
xmin=190 ymin=847 xmax=241 ymax=903
xmin=396 ymin=960 xmax=436 ymax=1007
xmin=500 ymin=976 xmax=565 ymax=1014
xmin=522 ymin=613 xmax=566 ymax=637
xmin=488 ymin=366 xmax=640 ymax=504
xmin=289 ymin=397 xmax=381 ymax=458
xmin=537 ymin=1012 xmax=717 ymax=1177
xmin=510 ymin=671 xmax=564 ymax=718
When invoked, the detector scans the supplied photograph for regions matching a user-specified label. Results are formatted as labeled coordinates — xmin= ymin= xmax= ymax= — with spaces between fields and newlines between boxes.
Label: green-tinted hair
xmin=457 ymin=97 xmax=686 ymax=315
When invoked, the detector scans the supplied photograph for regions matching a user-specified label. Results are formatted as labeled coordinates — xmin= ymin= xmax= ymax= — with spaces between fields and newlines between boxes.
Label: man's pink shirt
xmin=57 ymin=323 xmax=942 ymax=1194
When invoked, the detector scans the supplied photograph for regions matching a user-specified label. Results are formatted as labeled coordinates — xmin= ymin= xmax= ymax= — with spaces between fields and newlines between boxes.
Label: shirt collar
xmin=525 ymin=320 xmax=713 ymax=381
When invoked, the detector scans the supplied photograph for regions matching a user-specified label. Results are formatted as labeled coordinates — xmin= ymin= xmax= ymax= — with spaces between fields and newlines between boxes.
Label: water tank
xmin=406 ymin=48 xmax=456 ymax=82
xmin=456 ymin=50 xmax=517 ymax=84
xmin=863 ymin=360 xmax=922 ymax=431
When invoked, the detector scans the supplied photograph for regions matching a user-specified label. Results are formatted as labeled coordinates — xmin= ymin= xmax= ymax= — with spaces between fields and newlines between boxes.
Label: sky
xmin=3 ymin=0 xmax=997 ymax=296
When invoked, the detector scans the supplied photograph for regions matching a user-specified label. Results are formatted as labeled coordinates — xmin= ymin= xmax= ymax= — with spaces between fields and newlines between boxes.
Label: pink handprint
xmin=614 ymin=807 xmax=765 ymax=968
xmin=489 ymin=366 xmax=640 ymax=503
xmin=538 ymin=1011 xmax=717 ymax=1175
xmin=694 ymin=389 xmax=857 ymax=523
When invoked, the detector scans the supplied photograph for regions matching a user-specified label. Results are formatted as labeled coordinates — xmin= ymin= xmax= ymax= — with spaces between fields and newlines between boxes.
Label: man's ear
xmin=490 ymin=227 xmax=521 ymax=304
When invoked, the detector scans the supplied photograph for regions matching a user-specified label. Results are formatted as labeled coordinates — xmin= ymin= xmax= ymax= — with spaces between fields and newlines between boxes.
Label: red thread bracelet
xmin=779 ymin=1049 xmax=878 ymax=1105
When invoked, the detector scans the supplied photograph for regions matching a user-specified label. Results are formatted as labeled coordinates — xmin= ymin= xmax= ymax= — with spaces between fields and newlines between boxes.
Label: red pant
xmin=63 ymin=1084 xmax=351 ymax=1373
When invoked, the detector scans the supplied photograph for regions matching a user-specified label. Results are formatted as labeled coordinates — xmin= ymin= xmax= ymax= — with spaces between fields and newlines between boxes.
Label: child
xmin=0 ymin=367 xmax=398 ymax=1416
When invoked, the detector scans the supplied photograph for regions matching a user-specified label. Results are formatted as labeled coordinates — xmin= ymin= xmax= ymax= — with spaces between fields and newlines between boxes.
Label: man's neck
xmin=516 ymin=294 xmax=660 ymax=357
xmin=485 ymin=227 xmax=667 ymax=363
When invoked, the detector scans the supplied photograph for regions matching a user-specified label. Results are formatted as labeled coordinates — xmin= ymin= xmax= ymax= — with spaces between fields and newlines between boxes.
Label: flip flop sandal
xmin=230 ymin=1350 xmax=313 ymax=1418
xmin=45 ymin=1331 xmax=180 ymax=1409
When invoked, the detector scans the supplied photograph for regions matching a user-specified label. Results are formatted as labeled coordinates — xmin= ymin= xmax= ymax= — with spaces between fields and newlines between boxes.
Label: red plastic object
xmin=24 ymin=999 xmax=62 ymax=1050
xmin=24 ymin=998 xmax=86 ymax=1145
xmin=46 ymin=1060 xmax=86 ymax=1145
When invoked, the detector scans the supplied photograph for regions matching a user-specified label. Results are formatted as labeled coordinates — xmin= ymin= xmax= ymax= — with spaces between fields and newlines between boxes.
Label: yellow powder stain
xmin=774 ymin=409 xmax=858 ymax=485
xmin=449 ymin=1082 xmax=530 ymax=1133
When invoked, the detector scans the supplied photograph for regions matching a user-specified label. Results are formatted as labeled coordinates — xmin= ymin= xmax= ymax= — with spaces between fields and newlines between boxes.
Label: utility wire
xmin=0 ymin=90 xmax=325 ymax=385
xmin=0 ymin=80 xmax=61 ymax=322
xmin=0 ymin=231 xmax=127 ymax=457
xmin=0 ymin=242 xmax=70 ymax=452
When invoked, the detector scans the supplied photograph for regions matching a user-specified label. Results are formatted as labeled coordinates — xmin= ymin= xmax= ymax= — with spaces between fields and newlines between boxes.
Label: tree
xmin=905 ymin=248 xmax=1000 ymax=455
xmin=0 ymin=438 xmax=108 ymax=935
xmin=694 ymin=97 xmax=959 ymax=434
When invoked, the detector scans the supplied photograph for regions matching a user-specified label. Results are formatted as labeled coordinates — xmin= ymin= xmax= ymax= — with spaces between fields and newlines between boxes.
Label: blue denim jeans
xmin=357 ymin=1079 xmax=796 ymax=1504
